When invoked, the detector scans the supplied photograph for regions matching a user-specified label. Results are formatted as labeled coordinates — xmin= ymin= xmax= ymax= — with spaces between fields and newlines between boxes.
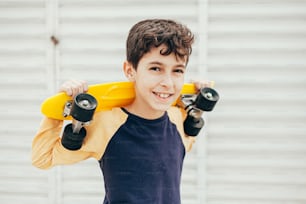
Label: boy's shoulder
xmin=91 ymin=107 xmax=128 ymax=129
xmin=167 ymin=106 xmax=185 ymax=134
xmin=168 ymin=106 xmax=195 ymax=151
xmin=167 ymin=106 xmax=185 ymax=122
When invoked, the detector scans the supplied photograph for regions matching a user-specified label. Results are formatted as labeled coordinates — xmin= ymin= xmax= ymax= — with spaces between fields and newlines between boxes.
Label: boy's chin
xmin=153 ymin=104 xmax=172 ymax=112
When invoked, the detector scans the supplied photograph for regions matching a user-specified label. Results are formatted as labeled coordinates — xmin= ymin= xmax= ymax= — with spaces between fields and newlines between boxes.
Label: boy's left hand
xmin=192 ymin=80 xmax=214 ymax=92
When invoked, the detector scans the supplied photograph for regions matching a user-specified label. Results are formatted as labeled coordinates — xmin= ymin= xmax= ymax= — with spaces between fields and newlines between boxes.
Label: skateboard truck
xmin=61 ymin=93 xmax=98 ymax=150
xmin=177 ymin=87 xmax=219 ymax=136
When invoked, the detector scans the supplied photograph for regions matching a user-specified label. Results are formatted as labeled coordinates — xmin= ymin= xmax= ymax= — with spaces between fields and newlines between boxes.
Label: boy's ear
xmin=123 ymin=61 xmax=136 ymax=82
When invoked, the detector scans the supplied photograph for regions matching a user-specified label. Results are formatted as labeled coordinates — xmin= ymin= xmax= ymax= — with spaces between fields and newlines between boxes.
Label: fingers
xmin=191 ymin=80 xmax=215 ymax=92
xmin=59 ymin=80 xmax=88 ymax=98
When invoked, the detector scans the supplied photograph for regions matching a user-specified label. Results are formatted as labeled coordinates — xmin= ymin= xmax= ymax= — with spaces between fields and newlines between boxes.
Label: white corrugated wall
xmin=0 ymin=0 xmax=306 ymax=204
xmin=206 ymin=0 xmax=306 ymax=203
xmin=0 ymin=0 xmax=51 ymax=204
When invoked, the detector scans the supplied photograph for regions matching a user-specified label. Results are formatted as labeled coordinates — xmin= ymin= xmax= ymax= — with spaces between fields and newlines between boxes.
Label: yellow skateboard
xmin=41 ymin=81 xmax=219 ymax=146
xmin=41 ymin=81 xmax=200 ymax=121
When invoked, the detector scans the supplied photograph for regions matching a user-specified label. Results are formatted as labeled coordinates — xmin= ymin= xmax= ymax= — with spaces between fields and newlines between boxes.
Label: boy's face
xmin=124 ymin=44 xmax=186 ymax=119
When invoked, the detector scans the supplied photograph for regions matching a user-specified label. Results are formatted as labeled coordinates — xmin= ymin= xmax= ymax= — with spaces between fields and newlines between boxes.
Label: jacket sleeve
xmin=31 ymin=117 xmax=99 ymax=169
xmin=168 ymin=107 xmax=196 ymax=152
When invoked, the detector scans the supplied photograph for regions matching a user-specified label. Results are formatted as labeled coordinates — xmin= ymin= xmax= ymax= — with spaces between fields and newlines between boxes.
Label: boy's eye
xmin=174 ymin=69 xmax=185 ymax=74
xmin=150 ymin=67 xmax=161 ymax=71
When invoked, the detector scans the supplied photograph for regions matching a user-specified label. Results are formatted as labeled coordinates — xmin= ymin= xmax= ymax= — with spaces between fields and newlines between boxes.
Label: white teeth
xmin=157 ymin=93 xmax=170 ymax=98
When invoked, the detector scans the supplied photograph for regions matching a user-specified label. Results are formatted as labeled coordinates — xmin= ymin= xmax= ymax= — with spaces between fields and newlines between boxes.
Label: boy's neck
xmin=123 ymin=104 xmax=166 ymax=120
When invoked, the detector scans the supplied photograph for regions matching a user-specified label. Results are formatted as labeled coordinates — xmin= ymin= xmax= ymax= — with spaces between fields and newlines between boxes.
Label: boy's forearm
xmin=31 ymin=117 xmax=63 ymax=169
xmin=32 ymin=117 xmax=101 ymax=169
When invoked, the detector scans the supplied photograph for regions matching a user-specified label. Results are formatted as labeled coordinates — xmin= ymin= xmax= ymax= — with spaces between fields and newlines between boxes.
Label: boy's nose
xmin=159 ymin=74 xmax=174 ymax=87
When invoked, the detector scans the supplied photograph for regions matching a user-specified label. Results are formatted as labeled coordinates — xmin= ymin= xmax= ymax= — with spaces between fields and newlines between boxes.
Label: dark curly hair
xmin=126 ymin=19 xmax=194 ymax=69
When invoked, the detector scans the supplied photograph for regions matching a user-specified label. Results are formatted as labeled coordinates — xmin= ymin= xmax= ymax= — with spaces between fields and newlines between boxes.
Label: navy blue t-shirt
xmin=99 ymin=108 xmax=186 ymax=204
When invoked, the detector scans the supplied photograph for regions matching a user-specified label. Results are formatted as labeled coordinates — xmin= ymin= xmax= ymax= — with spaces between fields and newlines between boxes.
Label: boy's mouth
xmin=153 ymin=91 xmax=173 ymax=99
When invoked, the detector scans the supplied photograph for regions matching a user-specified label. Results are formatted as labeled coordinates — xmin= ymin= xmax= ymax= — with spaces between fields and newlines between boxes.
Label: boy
xmin=32 ymin=19 xmax=211 ymax=203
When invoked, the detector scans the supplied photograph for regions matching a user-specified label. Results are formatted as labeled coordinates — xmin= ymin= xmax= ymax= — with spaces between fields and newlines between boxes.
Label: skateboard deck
xmin=41 ymin=81 xmax=198 ymax=120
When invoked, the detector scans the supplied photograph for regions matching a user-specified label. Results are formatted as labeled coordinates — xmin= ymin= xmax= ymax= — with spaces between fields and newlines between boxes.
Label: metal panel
xmin=0 ymin=1 xmax=51 ymax=204
xmin=206 ymin=0 xmax=306 ymax=203
xmin=56 ymin=0 xmax=199 ymax=85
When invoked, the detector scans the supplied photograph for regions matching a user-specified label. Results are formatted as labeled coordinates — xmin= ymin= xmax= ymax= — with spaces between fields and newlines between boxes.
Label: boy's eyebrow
xmin=148 ymin=61 xmax=186 ymax=68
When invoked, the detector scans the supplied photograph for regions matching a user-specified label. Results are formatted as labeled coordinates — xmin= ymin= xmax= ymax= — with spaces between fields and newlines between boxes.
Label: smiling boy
xmin=32 ymin=19 xmax=211 ymax=204
xmin=123 ymin=43 xmax=186 ymax=119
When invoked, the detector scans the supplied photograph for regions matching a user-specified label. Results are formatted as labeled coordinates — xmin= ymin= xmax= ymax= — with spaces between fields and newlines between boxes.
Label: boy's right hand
xmin=58 ymin=80 xmax=88 ymax=98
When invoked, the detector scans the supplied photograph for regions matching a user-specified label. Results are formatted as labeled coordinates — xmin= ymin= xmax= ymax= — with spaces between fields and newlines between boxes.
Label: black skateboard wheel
xmin=61 ymin=123 xmax=87 ymax=150
xmin=184 ymin=115 xmax=205 ymax=136
xmin=195 ymin=87 xmax=219 ymax=111
xmin=70 ymin=93 xmax=97 ymax=122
